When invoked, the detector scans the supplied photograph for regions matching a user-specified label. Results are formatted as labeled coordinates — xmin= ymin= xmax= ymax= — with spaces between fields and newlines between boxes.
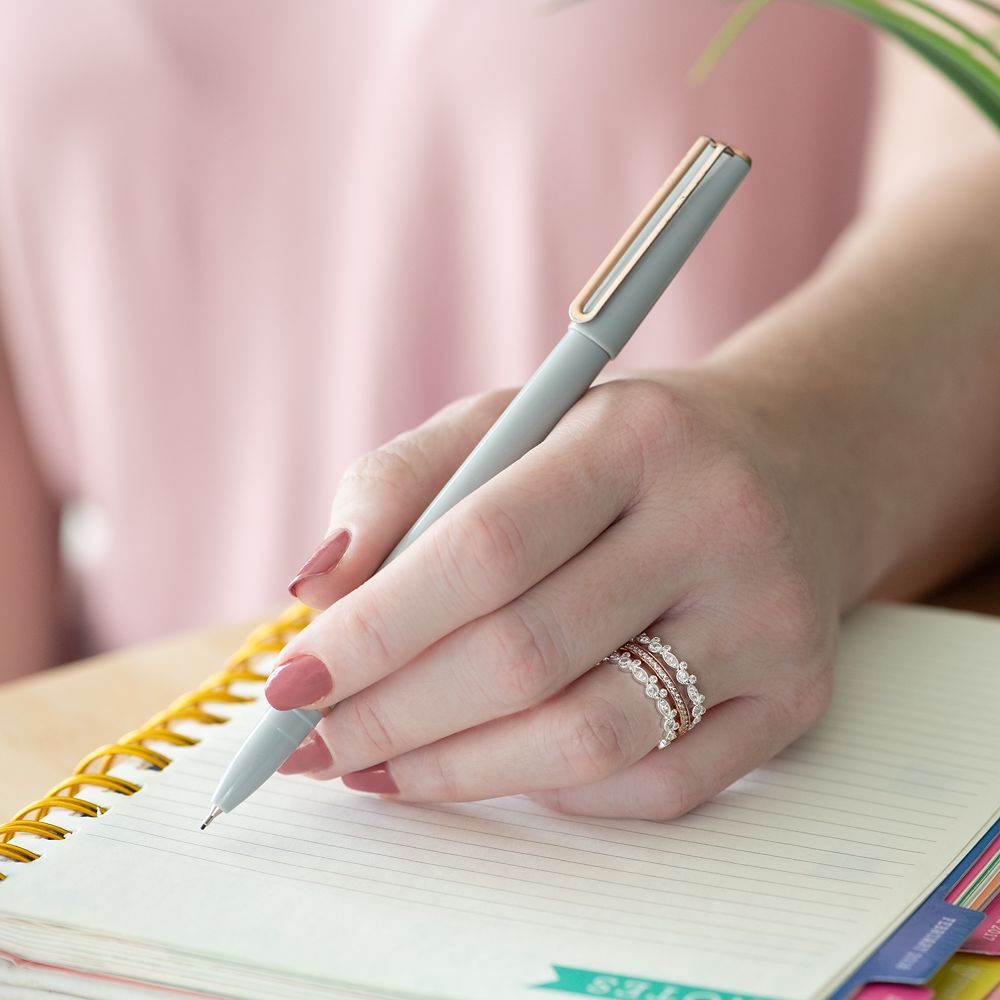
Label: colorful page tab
xmin=829 ymin=819 xmax=1000 ymax=1000
xmin=927 ymin=954 xmax=1000 ymax=1000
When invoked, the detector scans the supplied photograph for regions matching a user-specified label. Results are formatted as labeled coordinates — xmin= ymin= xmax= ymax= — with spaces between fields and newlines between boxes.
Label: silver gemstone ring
xmin=600 ymin=633 xmax=706 ymax=750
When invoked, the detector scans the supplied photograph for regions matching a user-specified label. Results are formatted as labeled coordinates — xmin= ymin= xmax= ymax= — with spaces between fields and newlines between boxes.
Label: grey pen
xmin=201 ymin=136 xmax=751 ymax=829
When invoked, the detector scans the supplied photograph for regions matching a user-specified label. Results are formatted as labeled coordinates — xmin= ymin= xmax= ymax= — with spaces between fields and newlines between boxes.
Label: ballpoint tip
xmin=200 ymin=806 xmax=223 ymax=831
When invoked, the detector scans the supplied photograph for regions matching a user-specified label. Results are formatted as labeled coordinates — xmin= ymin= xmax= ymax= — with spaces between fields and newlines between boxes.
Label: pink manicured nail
xmin=277 ymin=732 xmax=332 ymax=775
xmin=342 ymin=763 xmax=398 ymax=795
xmin=264 ymin=654 xmax=332 ymax=709
xmin=288 ymin=529 xmax=351 ymax=598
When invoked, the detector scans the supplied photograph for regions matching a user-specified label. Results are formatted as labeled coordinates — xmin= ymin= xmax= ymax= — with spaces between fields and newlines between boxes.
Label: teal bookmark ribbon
xmin=533 ymin=965 xmax=781 ymax=1000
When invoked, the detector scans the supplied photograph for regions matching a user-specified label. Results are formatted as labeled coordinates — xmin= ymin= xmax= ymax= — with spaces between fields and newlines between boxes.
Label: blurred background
xmin=0 ymin=0 xmax=990 ymax=679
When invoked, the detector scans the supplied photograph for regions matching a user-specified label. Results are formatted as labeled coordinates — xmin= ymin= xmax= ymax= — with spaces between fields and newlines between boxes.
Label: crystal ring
xmin=623 ymin=641 xmax=691 ymax=733
xmin=602 ymin=647 xmax=680 ymax=749
xmin=600 ymin=633 xmax=707 ymax=750
xmin=636 ymin=633 xmax=706 ymax=726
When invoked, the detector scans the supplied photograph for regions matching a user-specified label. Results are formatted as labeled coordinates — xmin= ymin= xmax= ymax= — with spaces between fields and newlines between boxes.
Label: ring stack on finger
xmin=601 ymin=632 xmax=706 ymax=750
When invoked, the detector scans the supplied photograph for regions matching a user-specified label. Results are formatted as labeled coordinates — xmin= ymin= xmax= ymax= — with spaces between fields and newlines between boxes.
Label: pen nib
xmin=200 ymin=806 xmax=223 ymax=831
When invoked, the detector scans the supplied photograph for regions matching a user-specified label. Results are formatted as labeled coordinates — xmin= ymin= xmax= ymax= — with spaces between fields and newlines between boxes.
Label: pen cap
xmin=568 ymin=138 xmax=750 ymax=358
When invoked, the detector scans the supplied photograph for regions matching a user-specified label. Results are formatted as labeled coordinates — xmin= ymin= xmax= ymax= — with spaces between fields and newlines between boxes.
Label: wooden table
xmin=2 ymin=559 xmax=1000 ymax=821
xmin=0 ymin=619 xmax=256 ymax=819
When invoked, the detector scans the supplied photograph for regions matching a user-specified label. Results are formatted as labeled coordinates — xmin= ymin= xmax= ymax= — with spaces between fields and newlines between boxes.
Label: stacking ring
xmin=601 ymin=632 xmax=706 ymax=750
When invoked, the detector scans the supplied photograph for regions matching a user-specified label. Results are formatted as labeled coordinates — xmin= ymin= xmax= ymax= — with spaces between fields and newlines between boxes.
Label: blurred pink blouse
xmin=0 ymin=2 xmax=873 ymax=653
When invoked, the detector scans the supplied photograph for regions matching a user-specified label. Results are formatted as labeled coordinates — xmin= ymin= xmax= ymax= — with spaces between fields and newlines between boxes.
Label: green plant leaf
xmin=892 ymin=0 xmax=1000 ymax=68
xmin=548 ymin=0 xmax=1000 ymax=130
xmin=820 ymin=0 xmax=1000 ymax=129
xmin=689 ymin=0 xmax=775 ymax=82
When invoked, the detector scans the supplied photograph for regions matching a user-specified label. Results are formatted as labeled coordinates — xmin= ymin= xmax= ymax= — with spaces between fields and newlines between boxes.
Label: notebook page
xmin=2 ymin=603 xmax=999 ymax=1000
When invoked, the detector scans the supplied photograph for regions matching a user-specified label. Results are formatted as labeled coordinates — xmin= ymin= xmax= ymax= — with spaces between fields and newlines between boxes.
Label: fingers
xmin=356 ymin=661 xmax=667 ymax=800
xmin=288 ymin=609 xmax=752 ymax=807
xmin=298 ymin=517 xmax=702 ymax=775
xmin=339 ymin=639 xmax=753 ymax=804
xmin=289 ymin=389 xmax=517 ymax=609
xmin=266 ymin=417 xmax=643 ymax=712
xmin=529 ymin=693 xmax=821 ymax=820
xmin=270 ymin=374 xmax=840 ymax=819
xmin=333 ymin=695 xmax=797 ymax=818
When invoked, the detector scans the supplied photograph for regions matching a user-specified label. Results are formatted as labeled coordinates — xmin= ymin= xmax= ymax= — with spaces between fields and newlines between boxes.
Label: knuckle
xmin=618 ymin=379 xmax=696 ymax=459
xmin=801 ymin=668 xmax=834 ymax=727
xmin=338 ymin=598 xmax=395 ymax=666
xmin=713 ymin=457 xmax=790 ymax=556
xmin=339 ymin=434 xmax=429 ymax=496
xmin=444 ymin=501 xmax=528 ymax=602
xmin=486 ymin=604 xmax=564 ymax=709
xmin=707 ymin=461 xmax=832 ymax=655
xmin=556 ymin=695 xmax=633 ymax=784
xmin=788 ymin=660 xmax=835 ymax=731
xmin=420 ymin=750 xmax=464 ymax=802
xmin=648 ymin=754 xmax=703 ymax=820
xmin=769 ymin=569 xmax=826 ymax=656
xmin=761 ymin=654 xmax=834 ymax=744
xmin=586 ymin=378 xmax=698 ymax=490
xmin=344 ymin=694 xmax=397 ymax=759
xmin=526 ymin=788 xmax=568 ymax=814
xmin=746 ymin=561 xmax=831 ymax=672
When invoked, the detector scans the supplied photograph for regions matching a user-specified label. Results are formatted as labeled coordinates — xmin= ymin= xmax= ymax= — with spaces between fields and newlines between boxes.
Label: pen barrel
xmin=382 ymin=328 xmax=609 ymax=565
xmin=210 ymin=140 xmax=750 ymax=821
xmin=213 ymin=707 xmax=322 ymax=813
xmin=575 ymin=150 xmax=750 ymax=359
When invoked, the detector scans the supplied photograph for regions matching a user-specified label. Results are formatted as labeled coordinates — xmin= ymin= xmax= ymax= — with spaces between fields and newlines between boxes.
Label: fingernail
xmin=265 ymin=654 xmax=332 ymax=710
xmin=277 ymin=732 xmax=332 ymax=775
xmin=288 ymin=529 xmax=351 ymax=598
xmin=342 ymin=763 xmax=398 ymax=795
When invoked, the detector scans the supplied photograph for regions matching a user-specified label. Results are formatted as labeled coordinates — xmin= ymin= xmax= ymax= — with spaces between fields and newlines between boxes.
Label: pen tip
xmin=200 ymin=805 xmax=223 ymax=831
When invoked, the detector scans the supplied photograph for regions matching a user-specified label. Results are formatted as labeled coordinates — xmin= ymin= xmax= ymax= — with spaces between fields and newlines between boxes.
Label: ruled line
xmin=715 ymin=788 xmax=950 ymax=832
xmin=735 ymin=774 xmax=958 ymax=819
xmin=121 ymin=804 xmax=852 ymax=937
xmin=691 ymin=800 xmax=939 ymax=843
xmin=134 ymin=780 xmax=885 ymax=898
xmin=462 ymin=800 xmax=927 ymax=861
xmin=814 ymin=711 xmax=988 ymax=750
xmin=134 ymin=790 xmax=870 ymax=914
xmin=87 ymin=829 xmax=819 ymax=967
xmin=411 ymin=799 xmax=923 ymax=865
xmin=165 ymin=760 xmax=919 ymax=872
xmin=188 ymin=744 xmax=959 ymax=831
xmin=780 ymin=743 xmax=994 ymax=781
xmin=755 ymin=760 xmax=975 ymax=801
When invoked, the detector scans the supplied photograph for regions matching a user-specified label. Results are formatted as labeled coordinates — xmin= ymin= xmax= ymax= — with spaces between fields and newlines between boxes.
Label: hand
xmin=268 ymin=372 xmax=839 ymax=819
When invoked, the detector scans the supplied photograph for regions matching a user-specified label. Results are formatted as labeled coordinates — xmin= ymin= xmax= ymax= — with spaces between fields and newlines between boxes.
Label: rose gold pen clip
xmin=570 ymin=136 xmax=751 ymax=326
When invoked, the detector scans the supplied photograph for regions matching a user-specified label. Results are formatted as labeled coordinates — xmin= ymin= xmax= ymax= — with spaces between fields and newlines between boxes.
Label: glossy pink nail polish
xmin=264 ymin=654 xmax=332 ymax=710
xmin=288 ymin=529 xmax=351 ymax=598
xmin=277 ymin=733 xmax=332 ymax=775
xmin=342 ymin=763 xmax=398 ymax=795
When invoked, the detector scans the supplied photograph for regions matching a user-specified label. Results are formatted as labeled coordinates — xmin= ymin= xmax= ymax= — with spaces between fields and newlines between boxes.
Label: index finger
xmin=264 ymin=421 xmax=642 ymax=711
xmin=290 ymin=389 xmax=517 ymax=610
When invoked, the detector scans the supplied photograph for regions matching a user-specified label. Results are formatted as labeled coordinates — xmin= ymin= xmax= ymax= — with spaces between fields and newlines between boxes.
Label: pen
xmin=201 ymin=135 xmax=751 ymax=829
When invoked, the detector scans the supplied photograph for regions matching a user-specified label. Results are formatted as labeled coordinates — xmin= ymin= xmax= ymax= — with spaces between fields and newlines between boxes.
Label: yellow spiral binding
xmin=0 ymin=602 xmax=312 ymax=881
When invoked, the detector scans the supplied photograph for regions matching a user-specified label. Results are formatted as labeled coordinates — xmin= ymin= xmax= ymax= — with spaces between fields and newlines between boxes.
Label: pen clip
xmin=569 ymin=137 xmax=747 ymax=324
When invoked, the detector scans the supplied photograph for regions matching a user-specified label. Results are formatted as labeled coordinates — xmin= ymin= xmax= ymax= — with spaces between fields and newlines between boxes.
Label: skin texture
xmin=272 ymin=48 xmax=1000 ymax=817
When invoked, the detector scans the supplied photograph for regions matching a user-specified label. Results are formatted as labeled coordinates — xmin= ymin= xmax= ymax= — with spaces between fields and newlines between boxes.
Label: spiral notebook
xmin=1 ymin=602 xmax=999 ymax=1000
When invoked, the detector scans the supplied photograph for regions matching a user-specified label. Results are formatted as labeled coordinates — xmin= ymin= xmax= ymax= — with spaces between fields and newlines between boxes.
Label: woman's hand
xmin=267 ymin=371 xmax=840 ymax=819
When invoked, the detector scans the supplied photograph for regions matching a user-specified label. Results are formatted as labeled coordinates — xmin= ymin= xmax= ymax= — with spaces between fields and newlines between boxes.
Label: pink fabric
xmin=0 ymin=1 xmax=874 ymax=653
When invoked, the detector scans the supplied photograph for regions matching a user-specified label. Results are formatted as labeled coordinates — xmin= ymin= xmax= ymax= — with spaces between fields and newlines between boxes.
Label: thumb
xmin=289 ymin=387 xmax=518 ymax=610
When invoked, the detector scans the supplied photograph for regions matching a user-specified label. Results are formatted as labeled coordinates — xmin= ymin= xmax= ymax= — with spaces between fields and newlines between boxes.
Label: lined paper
xmin=2 ymin=604 xmax=999 ymax=1000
